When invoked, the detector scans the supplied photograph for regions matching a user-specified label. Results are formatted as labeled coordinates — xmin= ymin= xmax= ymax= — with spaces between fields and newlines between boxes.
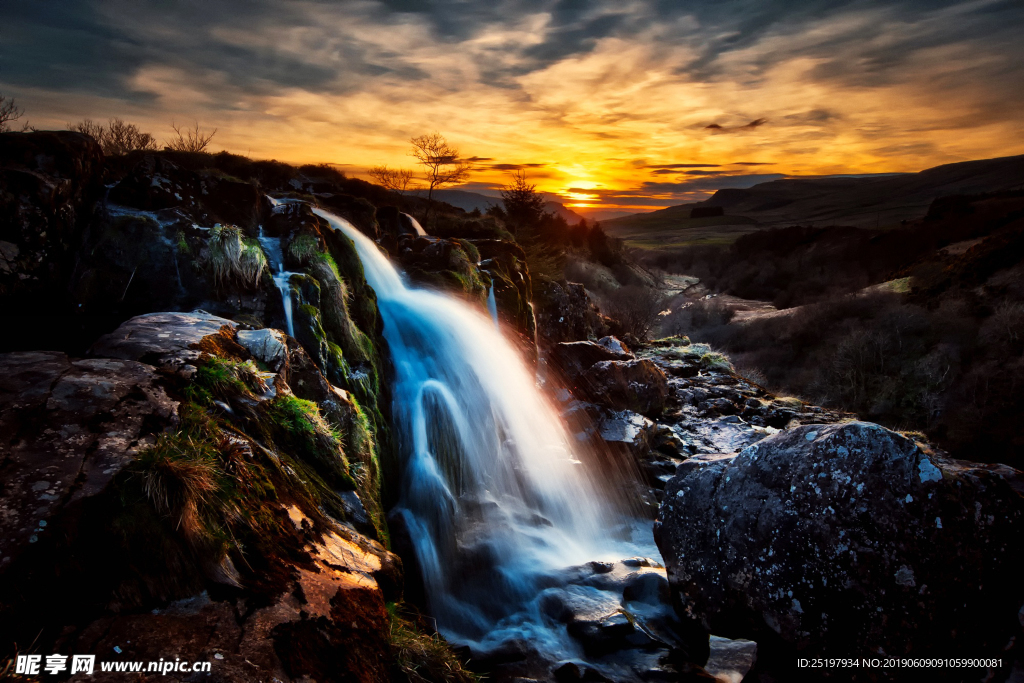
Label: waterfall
xmin=257 ymin=226 xmax=298 ymax=338
xmin=402 ymin=212 xmax=427 ymax=236
xmin=313 ymin=208 xmax=645 ymax=655
xmin=486 ymin=284 xmax=499 ymax=328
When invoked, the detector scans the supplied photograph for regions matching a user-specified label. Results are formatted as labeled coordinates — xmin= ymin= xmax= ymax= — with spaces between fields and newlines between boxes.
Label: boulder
xmin=585 ymin=359 xmax=669 ymax=416
xmin=533 ymin=277 xmax=607 ymax=344
xmin=89 ymin=311 xmax=241 ymax=377
xmin=237 ymin=328 xmax=288 ymax=370
xmin=0 ymin=131 xmax=106 ymax=350
xmin=0 ymin=351 xmax=177 ymax=571
xmin=552 ymin=340 xmax=634 ymax=381
xmin=655 ymin=421 xmax=1024 ymax=665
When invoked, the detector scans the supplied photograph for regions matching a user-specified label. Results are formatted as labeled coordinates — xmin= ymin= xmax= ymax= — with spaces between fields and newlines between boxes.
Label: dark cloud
xmin=705 ymin=118 xmax=768 ymax=133
xmin=648 ymin=163 xmax=722 ymax=169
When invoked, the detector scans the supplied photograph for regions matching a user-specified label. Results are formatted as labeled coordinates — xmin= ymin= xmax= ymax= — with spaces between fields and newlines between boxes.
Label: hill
xmin=606 ymin=154 xmax=1024 ymax=249
xmin=412 ymin=188 xmax=585 ymax=224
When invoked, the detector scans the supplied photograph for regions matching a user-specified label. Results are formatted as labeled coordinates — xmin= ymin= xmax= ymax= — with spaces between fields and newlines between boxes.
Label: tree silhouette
xmin=0 ymin=93 xmax=25 ymax=132
xmin=68 ymin=118 xmax=158 ymax=155
xmin=500 ymin=170 xmax=547 ymax=235
xmin=369 ymin=165 xmax=414 ymax=194
xmin=167 ymin=121 xmax=217 ymax=153
xmin=409 ymin=132 xmax=469 ymax=201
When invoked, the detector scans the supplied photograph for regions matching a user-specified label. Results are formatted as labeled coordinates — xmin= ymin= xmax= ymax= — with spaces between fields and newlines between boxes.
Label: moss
xmin=454 ymin=238 xmax=480 ymax=264
xmin=265 ymin=394 xmax=356 ymax=492
xmin=699 ymin=351 xmax=734 ymax=372
xmin=287 ymin=234 xmax=320 ymax=264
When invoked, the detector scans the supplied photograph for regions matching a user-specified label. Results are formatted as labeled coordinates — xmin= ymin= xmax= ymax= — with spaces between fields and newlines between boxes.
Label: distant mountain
xmin=412 ymin=189 xmax=585 ymax=224
xmin=607 ymin=154 xmax=1024 ymax=236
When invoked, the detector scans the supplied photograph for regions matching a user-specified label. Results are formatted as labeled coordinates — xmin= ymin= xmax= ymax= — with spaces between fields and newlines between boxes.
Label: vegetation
xmin=387 ymin=603 xmax=477 ymax=683
xmin=207 ymin=224 xmax=268 ymax=288
xmin=0 ymin=92 xmax=25 ymax=132
xmin=410 ymin=133 xmax=470 ymax=202
xmin=167 ymin=121 xmax=217 ymax=152
xmin=69 ymin=118 xmax=158 ymax=155
xmin=369 ymin=164 xmax=414 ymax=194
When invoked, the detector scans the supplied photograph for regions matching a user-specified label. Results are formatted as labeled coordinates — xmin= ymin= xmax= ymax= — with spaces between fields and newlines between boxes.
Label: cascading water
xmin=486 ymin=284 xmax=499 ymax=328
xmin=313 ymin=208 xmax=652 ymax=662
xmin=258 ymin=201 xmax=299 ymax=337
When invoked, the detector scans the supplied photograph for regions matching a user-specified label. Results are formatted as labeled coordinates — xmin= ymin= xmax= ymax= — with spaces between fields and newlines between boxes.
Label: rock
xmin=0 ymin=351 xmax=177 ymax=571
xmin=89 ymin=311 xmax=241 ymax=377
xmin=552 ymin=340 xmax=633 ymax=382
xmin=655 ymin=421 xmax=1024 ymax=662
xmin=585 ymin=360 xmax=669 ymax=416
xmin=237 ymin=328 xmax=288 ymax=370
xmin=704 ymin=636 xmax=757 ymax=683
xmin=0 ymin=131 xmax=105 ymax=350
xmin=533 ymin=277 xmax=607 ymax=344
xmin=597 ymin=335 xmax=631 ymax=356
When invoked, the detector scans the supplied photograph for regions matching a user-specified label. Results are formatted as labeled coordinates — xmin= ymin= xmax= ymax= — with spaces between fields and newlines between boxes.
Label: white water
xmin=402 ymin=212 xmax=427 ymax=236
xmin=257 ymin=226 xmax=298 ymax=338
xmin=313 ymin=208 xmax=645 ymax=654
xmin=486 ymin=284 xmax=499 ymax=328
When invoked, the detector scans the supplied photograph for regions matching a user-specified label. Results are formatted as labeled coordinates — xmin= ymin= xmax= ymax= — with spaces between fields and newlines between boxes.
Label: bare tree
xmin=0 ymin=93 xmax=25 ymax=132
xmin=369 ymin=164 xmax=414 ymax=194
xmin=167 ymin=121 xmax=217 ymax=153
xmin=409 ymin=132 xmax=470 ymax=201
xmin=68 ymin=118 xmax=158 ymax=155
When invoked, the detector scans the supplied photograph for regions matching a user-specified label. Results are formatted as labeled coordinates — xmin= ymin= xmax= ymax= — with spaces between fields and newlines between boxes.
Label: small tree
xmin=68 ymin=118 xmax=157 ymax=155
xmin=500 ymin=170 xmax=547 ymax=235
xmin=0 ymin=93 xmax=25 ymax=132
xmin=409 ymin=132 xmax=469 ymax=201
xmin=167 ymin=121 xmax=217 ymax=153
xmin=369 ymin=164 xmax=414 ymax=194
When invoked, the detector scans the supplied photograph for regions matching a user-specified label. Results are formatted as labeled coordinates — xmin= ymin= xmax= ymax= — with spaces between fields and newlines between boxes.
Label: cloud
xmin=705 ymin=118 xmax=768 ymax=133
xmin=3 ymin=0 xmax=1023 ymax=211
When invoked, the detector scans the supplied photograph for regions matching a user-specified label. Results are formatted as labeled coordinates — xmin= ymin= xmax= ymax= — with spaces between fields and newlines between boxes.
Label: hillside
xmin=412 ymin=188 xmax=585 ymax=224
xmin=606 ymin=154 xmax=1024 ymax=249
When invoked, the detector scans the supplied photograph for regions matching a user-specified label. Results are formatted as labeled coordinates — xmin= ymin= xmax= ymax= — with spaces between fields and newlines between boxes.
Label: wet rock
xmin=585 ymin=360 xmax=669 ymax=417
xmin=655 ymin=421 xmax=1024 ymax=662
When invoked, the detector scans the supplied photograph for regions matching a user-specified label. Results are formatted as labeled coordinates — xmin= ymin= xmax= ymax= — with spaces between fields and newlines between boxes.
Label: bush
xmin=603 ymin=284 xmax=666 ymax=340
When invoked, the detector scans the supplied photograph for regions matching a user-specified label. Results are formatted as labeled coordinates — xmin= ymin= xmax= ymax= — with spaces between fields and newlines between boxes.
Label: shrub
xmin=207 ymin=224 xmax=267 ymax=288
xmin=603 ymin=284 xmax=666 ymax=340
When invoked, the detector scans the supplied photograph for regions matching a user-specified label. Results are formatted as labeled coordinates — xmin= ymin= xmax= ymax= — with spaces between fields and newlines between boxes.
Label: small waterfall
xmin=402 ymin=212 xmax=427 ymax=236
xmin=257 ymin=226 xmax=298 ymax=338
xmin=486 ymin=283 xmax=499 ymax=328
xmin=313 ymin=208 xmax=646 ymax=658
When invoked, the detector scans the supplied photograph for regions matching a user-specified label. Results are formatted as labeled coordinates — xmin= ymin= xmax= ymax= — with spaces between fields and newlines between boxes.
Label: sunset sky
xmin=3 ymin=0 xmax=1023 ymax=215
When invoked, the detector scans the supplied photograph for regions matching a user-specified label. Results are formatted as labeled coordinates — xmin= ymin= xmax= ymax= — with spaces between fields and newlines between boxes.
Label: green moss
xmin=265 ymin=394 xmax=356 ymax=492
xmin=287 ymin=234 xmax=320 ymax=264
xmin=699 ymin=351 xmax=734 ymax=372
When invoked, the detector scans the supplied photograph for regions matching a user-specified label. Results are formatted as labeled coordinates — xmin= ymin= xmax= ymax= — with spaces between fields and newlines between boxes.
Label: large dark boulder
xmin=0 ymin=131 xmax=105 ymax=349
xmin=533 ymin=277 xmax=606 ymax=344
xmin=655 ymin=422 xmax=1024 ymax=671
xmin=551 ymin=339 xmax=633 ymax=381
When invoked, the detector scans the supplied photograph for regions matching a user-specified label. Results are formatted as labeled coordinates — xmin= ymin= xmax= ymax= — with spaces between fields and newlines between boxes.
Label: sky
xmin=3 ymin=0 xmax=1023 ymax=216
